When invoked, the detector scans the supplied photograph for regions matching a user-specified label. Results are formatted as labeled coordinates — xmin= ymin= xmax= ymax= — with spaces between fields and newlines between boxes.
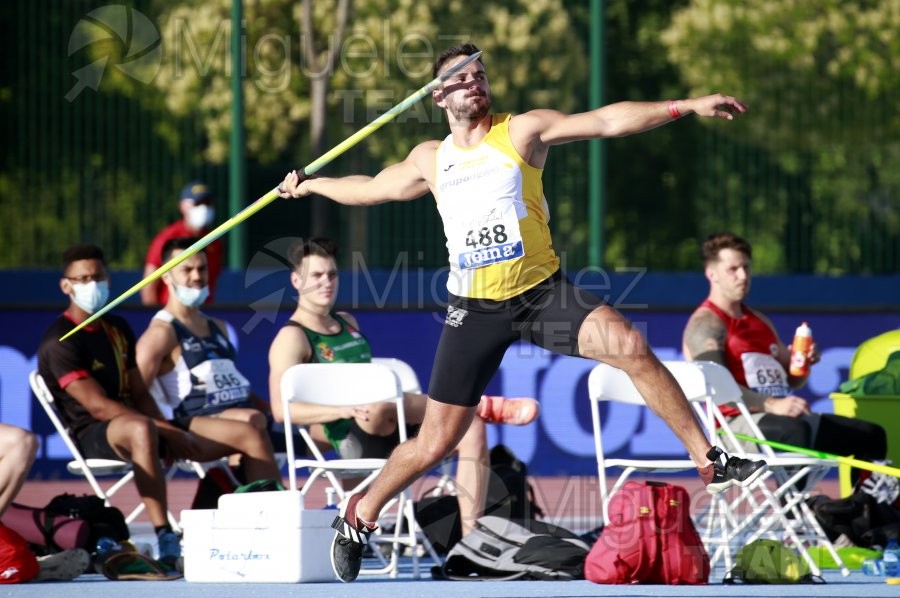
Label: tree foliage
xmin=107 ymin=0 xmax=585 ymax=167
xmin=5 ymin=0 xmax=897 ymax=274
xmin=661 ymin=0 xmax=900 ymax=273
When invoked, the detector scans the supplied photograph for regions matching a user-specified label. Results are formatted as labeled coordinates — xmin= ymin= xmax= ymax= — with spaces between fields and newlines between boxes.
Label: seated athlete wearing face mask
xmin=135 ymin=238 xmax=280 ymax=465
xmin=38 ymin=243 xmax=276 ymax=567
xmin=140 ymin=181 xmax=223 ymax=306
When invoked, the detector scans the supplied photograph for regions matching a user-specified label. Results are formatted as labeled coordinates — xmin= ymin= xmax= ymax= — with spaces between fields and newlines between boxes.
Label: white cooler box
xmin=181 ymin=490 xmax=336 ymax=583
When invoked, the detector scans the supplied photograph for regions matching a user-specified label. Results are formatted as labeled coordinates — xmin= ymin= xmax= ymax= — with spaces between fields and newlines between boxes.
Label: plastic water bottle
xmin=861 ymin=558 xmax=882 ymax=576
xmin=883 ymin=539 xmax=900 ymax=577
xmin=789 ymin=322 xmax=814 ymax=377
xmin=862 ymin=558 xmax=885 ymax=576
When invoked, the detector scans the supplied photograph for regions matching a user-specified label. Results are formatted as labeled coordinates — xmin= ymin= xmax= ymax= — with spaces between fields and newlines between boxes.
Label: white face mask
xmin=71 ymin=280 xmax=110 ymax=314
xmin=173 ymin=284 xmax=209 ymax=308
xmin=186 ymin=204 xmax=214 ymax=230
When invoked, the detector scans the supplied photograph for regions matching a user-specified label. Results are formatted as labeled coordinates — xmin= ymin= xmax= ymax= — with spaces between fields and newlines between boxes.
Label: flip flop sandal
xmin=101 ymin=551 xmax=183 ymax=581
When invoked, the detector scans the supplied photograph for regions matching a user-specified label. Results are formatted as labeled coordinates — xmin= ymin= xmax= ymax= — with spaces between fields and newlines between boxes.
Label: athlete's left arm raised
xmin=526 ymin=94 xmax=748 ymax=146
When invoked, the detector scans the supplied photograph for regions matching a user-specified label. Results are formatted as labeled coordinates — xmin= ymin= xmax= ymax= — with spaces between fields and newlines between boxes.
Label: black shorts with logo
xmin=427 ymin=270 xmax=606 ymax=407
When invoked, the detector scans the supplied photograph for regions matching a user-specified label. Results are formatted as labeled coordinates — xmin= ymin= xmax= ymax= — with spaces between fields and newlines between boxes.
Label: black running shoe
xmin=699 ymin=446 xmax=768 ymax=494
xmin=330 ymin=493 xmax=374 ymax=583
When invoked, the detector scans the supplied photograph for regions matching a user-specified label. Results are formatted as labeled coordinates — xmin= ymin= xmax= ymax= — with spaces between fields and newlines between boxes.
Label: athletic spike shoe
xmin=330 ymin=493 xmax=375 ymax=583
xmin=476 ymin=395 xmax=540 ymax=426
xmin=36 ymin=548 xmax=90 ymax=581
xmin=699 ymin=446 xmax=768 ymax=494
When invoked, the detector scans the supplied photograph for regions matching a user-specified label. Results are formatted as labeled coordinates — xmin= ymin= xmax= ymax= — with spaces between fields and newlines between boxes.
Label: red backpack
xmin=0 ymin=523 xmax=39 ymax=584
xmin=585 ymin=480 xmax=709 ymax=585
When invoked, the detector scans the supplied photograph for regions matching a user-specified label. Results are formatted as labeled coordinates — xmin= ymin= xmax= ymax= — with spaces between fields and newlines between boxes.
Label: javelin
xmin=725 ymin=431 xmax=900 ymax=478
xmin=61 ymin=51 xmax=483 ymax=341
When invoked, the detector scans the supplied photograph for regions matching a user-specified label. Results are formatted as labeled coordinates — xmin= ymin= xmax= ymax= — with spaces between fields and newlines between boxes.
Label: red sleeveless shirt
xmin=699 ymin=300 xmax=791 ymax=411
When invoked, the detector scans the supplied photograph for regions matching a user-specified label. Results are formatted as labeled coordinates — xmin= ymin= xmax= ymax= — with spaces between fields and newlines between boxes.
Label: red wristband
xmin=668 ymin=99 xmax=681 ymax=119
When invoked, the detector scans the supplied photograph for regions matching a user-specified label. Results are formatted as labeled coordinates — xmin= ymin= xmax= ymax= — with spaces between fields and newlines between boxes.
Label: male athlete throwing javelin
xmin=278 ymin=43 xmax=767 ymax=582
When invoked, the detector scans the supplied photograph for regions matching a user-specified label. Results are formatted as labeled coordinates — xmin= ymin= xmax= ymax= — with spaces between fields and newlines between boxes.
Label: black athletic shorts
xmin=428 ymin=270 xmax=606 ymax=407
xmin=76 ymin=420 xmax=168 ymax=461
xmin=76 ymin=420 xmax=120 ymax=460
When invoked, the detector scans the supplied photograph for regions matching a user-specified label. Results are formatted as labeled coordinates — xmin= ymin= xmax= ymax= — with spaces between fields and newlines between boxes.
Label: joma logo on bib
xmin=458 ymin=241 xmax=523 ymax=270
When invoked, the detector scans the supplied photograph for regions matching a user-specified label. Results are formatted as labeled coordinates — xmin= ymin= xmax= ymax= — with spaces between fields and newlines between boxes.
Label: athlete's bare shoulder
xmin=508 ymin=110 xmax=564 ymax=167
xmin=269 ymin=319 xmax=313 ymax=365
xmin=411 ymin=139 xmax=440 ymax=156
xmin=510 ymin=109 xmax=565 ymax=134
xmin=335 ymin=311 xmax=361 ymax=331
xmin=683 ymin=306 xmax=727 ymax=360
xmin=408 ymin=140 xmax=441 ymax=186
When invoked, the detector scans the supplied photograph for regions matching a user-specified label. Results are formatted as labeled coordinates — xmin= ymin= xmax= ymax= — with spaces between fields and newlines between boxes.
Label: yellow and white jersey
xmin=435 ymin=113 xmax=559 ymax=300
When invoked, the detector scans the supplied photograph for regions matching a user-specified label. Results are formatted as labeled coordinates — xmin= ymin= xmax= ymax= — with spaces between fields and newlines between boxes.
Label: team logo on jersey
xmin=445 ymin=305 xmax=468 ymax=328
xmin=317 ymin=343 xmax=335 ymax=361
xmin=770 ymin=343 xmax=779 ymax=356
xmin=91 ymin=358 xmax=105 ymax=371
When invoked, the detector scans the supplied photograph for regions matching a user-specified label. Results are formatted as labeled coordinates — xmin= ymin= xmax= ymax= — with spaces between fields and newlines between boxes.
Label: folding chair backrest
xmin=661 ymin=360 xmax=742 ymax=403
xmin=663 ymin=360 xmax=742 ymax=448
xmin=587 ymin=363 xmax=645 ymax=406
xmin=668 ymin=360 xmax=780 ymax=458
xmin=279 ymin=363 xmax=404 ymax=491
xmin=587 ymin=361 xmax=734 ymax=441
xmin=586 ymin=361 xmax=735 ymax=468
xmin=280 ymin=363 xmax=402 ymax=407
xmin=372 ymin=357 xmax=422 ymax=393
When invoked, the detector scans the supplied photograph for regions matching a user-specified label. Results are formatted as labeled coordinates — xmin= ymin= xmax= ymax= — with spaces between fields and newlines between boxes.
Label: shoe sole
xmin=329 ymin=495 xmax=360 ymax=583
xmin=706 ymin=463 xmax=769 ymax=494
xmin=36 ymin=549 xmax=90 ymax=581
xmin=329 ymin=525 xmax=349 ymax=583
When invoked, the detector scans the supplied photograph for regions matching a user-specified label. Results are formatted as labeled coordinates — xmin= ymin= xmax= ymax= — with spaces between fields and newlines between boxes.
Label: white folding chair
xmin=279 ymin=362 xmax=439 ymax=578
xmin=588 ymin=363 xmax=705 ymax=524
xmin=31 ymin=370 xmax=223 ymax=532
xmin=674 ymin=360 xmax=849 ymax=576
xmin=588 ymin=361 xmax=758 ymax=573
xmin=30 ymin=370 xmax=137 ymax=514
xmin=371 ymin=357 xmax=421 ymax=393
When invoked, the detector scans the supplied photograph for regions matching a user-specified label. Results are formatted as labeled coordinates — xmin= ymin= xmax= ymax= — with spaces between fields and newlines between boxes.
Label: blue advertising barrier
xmin=2 ymin=307 xmax=899 ymax=479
